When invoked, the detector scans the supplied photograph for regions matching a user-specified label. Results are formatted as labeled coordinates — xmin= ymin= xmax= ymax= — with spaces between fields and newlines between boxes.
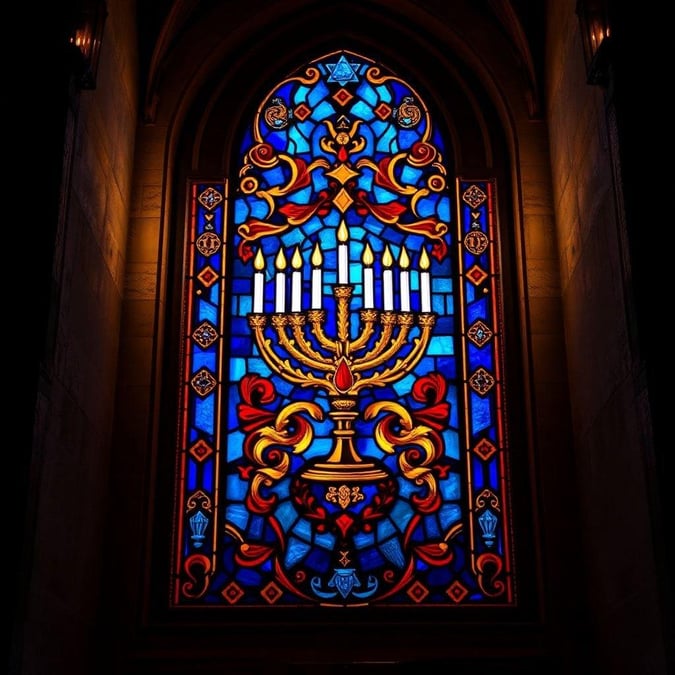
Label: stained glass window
xmin=172 ymin=50 xmax=515 ymax=607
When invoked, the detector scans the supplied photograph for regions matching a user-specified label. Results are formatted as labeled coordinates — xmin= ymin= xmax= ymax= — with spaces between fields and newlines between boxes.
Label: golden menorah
xmin=247 ymin=281 xmax=436 ymax=483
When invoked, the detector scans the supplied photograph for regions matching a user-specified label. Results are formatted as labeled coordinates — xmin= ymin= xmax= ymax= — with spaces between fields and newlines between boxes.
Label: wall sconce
xmin=69 ymin=1 xmax=108 ymax=89
xmin=576 ymin=0 xmax=612 ymax=85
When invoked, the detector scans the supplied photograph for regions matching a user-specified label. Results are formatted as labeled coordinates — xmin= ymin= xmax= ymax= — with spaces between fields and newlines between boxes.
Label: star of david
xmin=326 ymin=54 xmax=360 ymax=84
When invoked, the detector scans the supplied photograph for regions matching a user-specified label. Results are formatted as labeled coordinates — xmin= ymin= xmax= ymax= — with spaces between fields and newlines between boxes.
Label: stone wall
xmin=19 ymin=1 xmax=139 ymax=673
xmin=545 ymin=1 xmax=666 ymax=672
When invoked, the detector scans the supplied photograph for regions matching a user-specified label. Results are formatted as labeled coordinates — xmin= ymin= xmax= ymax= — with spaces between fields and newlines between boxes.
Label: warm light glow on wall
xmin=576 ymin=0 xmax=612 ymax=85
xmin=68 ymin=1 xmax=108 ymax=89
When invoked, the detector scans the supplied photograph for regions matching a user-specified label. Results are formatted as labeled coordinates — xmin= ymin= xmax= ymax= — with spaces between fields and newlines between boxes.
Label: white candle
xmin=399 ymin=246 xmax=410 ymax=312
xmin=253 ymin=248 xmax=265 ymax=313
xmin=291 ymin=246 xmax=302 ymax=312
xmin=337 ymin=220 xmax=349 ymax=284
xmin=382 ymin=245 xmax=393 ymax=311
xmin=420 ymin=247 xmax=431 ymax=313
xmin=311 ymin=242 xmax=323 ymax=309
xmin=362 ymin=242 xmax=374 ymax=309
xmin=275 ymin=248 xmax=286 ymax=313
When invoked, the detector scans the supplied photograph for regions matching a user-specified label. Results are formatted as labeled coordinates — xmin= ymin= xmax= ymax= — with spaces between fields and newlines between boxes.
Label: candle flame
xmin=399 ymin=246 xmax=410 ymax=269
xmin=362 ymin=242 xmax=374 ymax=266
xmin=337 ymin=219 xmax=349 ymax=243
xmin=254 ymin=248 xmax=265 ymax=271
xmin=291 ymin=246 xmax=303 ymax=270
xmin=275 ymin=248 xmax=287 ymax=270
xmin=419 ymin=247 xmax=430 ymax=270
xmin=311 ymin=241 xmax=323 ymax=267
xmin=382 ymin=245 xmax=393 ymax=268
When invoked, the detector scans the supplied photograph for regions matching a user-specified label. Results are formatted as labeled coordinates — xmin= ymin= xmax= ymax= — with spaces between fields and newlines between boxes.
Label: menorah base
xmin=300 ymin=461 xmax=389 ymax=482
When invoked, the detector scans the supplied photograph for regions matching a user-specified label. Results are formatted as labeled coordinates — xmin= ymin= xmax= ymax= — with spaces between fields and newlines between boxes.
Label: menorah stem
xmin=334 ymin=284 xmax=352 ymax=357
xmin=300 ymin=396 xmax=388 ymax=482
xmin=323 ymin=409 xmax=362 ymax=465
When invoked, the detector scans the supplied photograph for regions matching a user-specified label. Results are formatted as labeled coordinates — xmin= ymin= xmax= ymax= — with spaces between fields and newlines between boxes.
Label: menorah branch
xmin=351 ymin=315 xmax=436 ymax=393
xmin=349 ymin=309 xmax=378 ymax=352
xmin=249 ymin=315 xmax=335 ymax=391
xmin=307 ymin=309 xmax=337 ymax=353
xmin=271 ymin=314 xmax=332 ymax=370
xmin=353 ymin=313 xmax=414 ymax=372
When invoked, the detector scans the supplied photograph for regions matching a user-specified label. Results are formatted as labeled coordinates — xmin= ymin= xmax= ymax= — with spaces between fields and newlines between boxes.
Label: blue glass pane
xmin=292 ymin=518 xmax=313 ymax=542
xmin=275 ymin=501 xmax=298 ymax=532
xmin=198 ymin=299 xmax=217 ymax=324
xmin=379 ymin=538 xmax=405 ymax=568
xmin=187 ymin=460 xmax=197 ymax=491
xmin=202 ymin=461 xmax=213 ymax=491
xmin=226 ymin=504 xmax=249 ymax=530
xmin=307 ymin=81 xmax=329 ymax=106
xmin=194 ymin=397 xmax=214 ymax=434
xmin=471 ymin=391 xmax=491 ymax=432
xmin=438 ymin=503 xmax=462 ymax=529
xmin=226 ymin=475 xmax=247 ymax=501
xmin=285 ymin=538 xmax=311 ymax=567
xmin=359 ymin=547 xmax=385 ymax=571
xmin=313 ymin=100 xmax=335 ymax=120
xmin=193 ymin=350 xmax=216 ymax=371
xmin=351 ymin=99 xmax=375 ymax=120
xmin=354 ymin=531 xmax=376 ymax=549
xmin=439 ymin=473 xmax=461 ymax=500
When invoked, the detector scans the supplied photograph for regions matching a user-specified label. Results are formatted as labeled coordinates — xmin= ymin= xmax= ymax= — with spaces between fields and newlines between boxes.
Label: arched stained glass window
xmin=173 ymin=50 xmax=514 ymax=608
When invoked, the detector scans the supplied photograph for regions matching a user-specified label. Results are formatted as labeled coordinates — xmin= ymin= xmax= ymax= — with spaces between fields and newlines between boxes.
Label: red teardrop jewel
xmin=334 ymin=357 xmax=354 ymax=392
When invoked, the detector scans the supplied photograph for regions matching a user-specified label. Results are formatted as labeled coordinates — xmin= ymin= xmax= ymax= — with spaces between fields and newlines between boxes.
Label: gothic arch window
xmin=172 ymin=50 xmax=515 ymax=608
